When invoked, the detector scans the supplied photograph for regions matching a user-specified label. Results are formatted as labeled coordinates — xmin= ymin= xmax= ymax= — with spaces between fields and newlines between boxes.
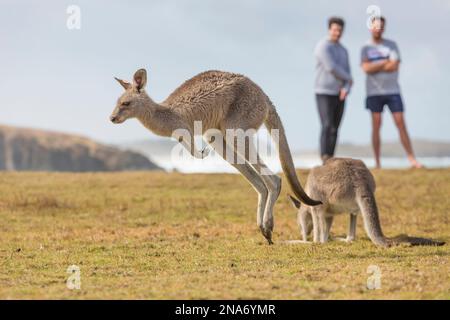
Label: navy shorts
xmin=366 ymin=94 xmax=404 ymax=113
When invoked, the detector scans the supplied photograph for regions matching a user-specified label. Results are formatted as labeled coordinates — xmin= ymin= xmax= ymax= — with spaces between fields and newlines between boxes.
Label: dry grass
xmin=0 ymin=169 xmax=449 ymax=299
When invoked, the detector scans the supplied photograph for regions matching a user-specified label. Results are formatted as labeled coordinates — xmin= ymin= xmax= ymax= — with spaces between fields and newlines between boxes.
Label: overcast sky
xmin=1 ymin=0 xmax=449 ymax=150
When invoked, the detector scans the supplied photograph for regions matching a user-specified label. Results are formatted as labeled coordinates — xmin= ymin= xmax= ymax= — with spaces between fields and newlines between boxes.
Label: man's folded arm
xmin=361 ymin=59 xmax=388 ymax=74
xmin=382 ymin=60 xmax=400 ymax=72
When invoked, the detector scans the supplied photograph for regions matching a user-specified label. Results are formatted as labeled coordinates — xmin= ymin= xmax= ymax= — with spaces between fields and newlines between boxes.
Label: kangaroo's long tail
xmin=264 ymin=105 xmax=322 ymax=206
xmin=356 ymin=190 xmax=390 ymax=247
xmin=357 ymin=190 xmax=445 ymax=247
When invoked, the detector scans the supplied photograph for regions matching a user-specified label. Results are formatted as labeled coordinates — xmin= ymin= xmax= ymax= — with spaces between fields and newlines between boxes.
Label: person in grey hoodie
xmin=314 ymin=16 xmax=352 ymax=163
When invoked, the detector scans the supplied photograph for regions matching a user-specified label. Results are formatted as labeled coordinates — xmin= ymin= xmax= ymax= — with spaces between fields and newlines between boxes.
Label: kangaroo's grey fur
xmin=110 ymin=68 xmax=321 ymax=244
xmin=289 ymin=158 xmax=445 ymax=247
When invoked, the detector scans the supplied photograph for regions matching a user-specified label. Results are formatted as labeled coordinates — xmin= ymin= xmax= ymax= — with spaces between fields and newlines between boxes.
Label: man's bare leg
xmin=392 ymin=112 xmax=423 ymax=168
xmin=371 ymin=112 xmax=382 ymax=169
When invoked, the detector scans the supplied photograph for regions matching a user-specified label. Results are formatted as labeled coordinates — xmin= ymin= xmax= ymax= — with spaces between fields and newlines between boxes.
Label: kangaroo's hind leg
xmin=334 ymin=213 xmax=357 ymax=243
xmin=298 ymin=206 xmax=312 ymax=241
xmin=319 ymin=214 xmax=329 ymax=243
xmin=239 ymin=137 xmax=281 ymax=237
xmin=206 ymin=131 xmax=272 ymax=243
xmin=325 ymin=216 xmax=334 ymax=240
xmin=311 ymin=206 xmax=328 ymax=243
xmin=305 ymin=198 xmax=328 ymax=243
xmin=347 ymin=213 xmax=357 ymax=242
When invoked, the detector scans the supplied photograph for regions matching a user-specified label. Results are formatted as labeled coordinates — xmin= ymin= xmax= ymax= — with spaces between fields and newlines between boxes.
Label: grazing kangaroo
xmin=110 ymin=68 xmax=321 ymax=244
xmin=289 ymin=158 xmax=445 ymax=247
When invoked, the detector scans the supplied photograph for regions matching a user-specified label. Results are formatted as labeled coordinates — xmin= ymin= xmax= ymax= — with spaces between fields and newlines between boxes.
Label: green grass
xmin=0 ymin=169 xmax=449 ymax=299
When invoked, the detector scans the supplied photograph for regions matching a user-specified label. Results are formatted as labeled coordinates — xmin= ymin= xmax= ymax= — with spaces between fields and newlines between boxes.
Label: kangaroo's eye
xmin=122 ymin=102 xmax=130 ymax=106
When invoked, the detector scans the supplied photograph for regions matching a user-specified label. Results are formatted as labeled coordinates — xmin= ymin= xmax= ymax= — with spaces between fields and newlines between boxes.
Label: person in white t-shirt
xmin=361 ymin=16 xmax=422 ymax=169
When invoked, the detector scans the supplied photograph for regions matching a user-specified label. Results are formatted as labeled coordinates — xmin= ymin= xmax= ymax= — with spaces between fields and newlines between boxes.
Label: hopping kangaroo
xmin=289 ymin=158 xmax=445 ymax=247
xmin=110 ymin=68 xmax=321 ymax=244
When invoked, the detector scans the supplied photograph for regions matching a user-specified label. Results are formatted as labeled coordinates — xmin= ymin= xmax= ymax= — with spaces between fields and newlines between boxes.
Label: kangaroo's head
xmin=110 ymin=68 xmax=148 ymax=124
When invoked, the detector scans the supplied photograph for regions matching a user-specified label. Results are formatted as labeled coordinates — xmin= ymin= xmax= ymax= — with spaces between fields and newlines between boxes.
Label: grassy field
xmin=0 ymin=169 xmax=449 ymax=299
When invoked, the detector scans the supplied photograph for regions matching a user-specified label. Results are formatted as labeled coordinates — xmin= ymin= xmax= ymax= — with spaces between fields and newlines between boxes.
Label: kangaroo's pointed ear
xmin=133 ymin=68 xmax=147 ymax=92
xmin=288 ymin=195 xmax=301 ymax=209
xmin=114 ymin=77 xmax=132 ymax=90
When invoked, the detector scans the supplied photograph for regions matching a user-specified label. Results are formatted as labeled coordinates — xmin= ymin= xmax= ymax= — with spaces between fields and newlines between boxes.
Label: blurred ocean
xmin=149 ymin=153 xmax=450 ymax=174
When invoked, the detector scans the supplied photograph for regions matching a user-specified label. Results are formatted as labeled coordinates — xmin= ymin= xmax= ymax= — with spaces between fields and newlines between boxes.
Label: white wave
xmin=149 ymin=153 xmax=450 ymax=173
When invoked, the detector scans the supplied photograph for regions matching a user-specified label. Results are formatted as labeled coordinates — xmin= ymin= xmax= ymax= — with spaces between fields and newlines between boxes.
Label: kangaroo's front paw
xmin=333 ymin=236 xmax=354 ymax=243
xmin=193 ymin=147 xmax=210 ymax=159
xmin=345 ymin=236 xmax=355 ymax=243
xmin=200 ymin=147 xmax=210 ymax=159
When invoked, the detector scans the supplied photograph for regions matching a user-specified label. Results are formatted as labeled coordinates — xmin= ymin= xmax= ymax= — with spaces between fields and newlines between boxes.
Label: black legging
xmin=316 ymin=94 xmax=345 ymax=157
